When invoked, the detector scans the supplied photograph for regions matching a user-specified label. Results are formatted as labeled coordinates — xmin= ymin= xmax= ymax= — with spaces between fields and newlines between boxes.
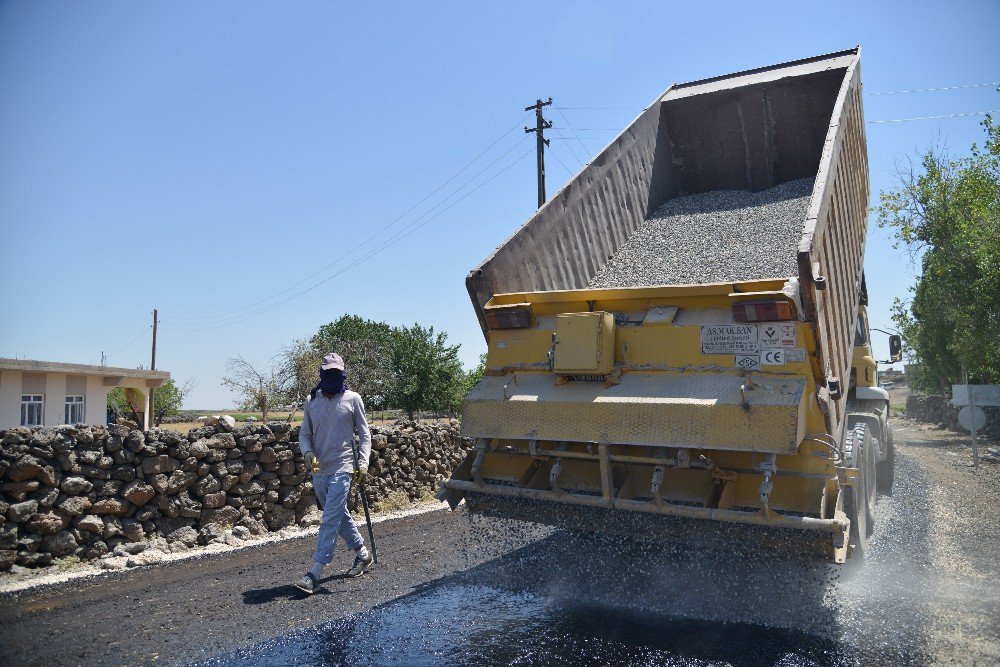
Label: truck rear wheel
xmin=876 ymin=421 xmax=895 ymax=495
xmin=843 ymin=424 xmax=875 ymax=556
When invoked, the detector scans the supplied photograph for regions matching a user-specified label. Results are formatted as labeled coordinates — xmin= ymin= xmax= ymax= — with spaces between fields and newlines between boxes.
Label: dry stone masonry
xmin=907 ymin=393 xmax=1000 ymax=440
xmin=0 ymin=419 xmax=471 ymax=570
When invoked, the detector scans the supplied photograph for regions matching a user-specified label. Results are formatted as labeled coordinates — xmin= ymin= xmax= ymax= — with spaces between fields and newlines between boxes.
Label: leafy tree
xmin=106 ymin=387 xmax=139 ymax=424
xmin=221 ymin=356 xmax=289 ymax=420
xmin=151 ymin=378 xmax=195 ymax=426
xmin=280 ymin=339 xmax=323 ymax=415
xmin=311 ymin=315 xmax=394 ymax=409
xmin=454 ymin=353 xmax=487 ymax=413
xmin=107 ymin=378 xmax=194 ymax=426
xmin=875 ymin=115 xmax=1000 ymax=392
xmin=387 ymin=323 xmax=465 ymax=419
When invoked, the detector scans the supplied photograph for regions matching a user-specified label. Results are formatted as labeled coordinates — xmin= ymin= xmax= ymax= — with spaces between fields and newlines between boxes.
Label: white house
xmin=0 ymin=359 xmax=170 ymax=431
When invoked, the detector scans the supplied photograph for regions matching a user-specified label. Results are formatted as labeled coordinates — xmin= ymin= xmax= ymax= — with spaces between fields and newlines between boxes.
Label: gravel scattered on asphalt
xmin=588 ymin=178 xmax=814 ymax=288
xmin=2 ymin=419 xmax=996 ymax=666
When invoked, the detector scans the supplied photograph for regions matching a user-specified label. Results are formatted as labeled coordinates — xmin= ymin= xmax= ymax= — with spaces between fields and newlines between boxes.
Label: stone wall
xmin=906 ymin=393 xmax=1000 ymax=439
xmin=0 ymin=419 xmax=471 ymax=570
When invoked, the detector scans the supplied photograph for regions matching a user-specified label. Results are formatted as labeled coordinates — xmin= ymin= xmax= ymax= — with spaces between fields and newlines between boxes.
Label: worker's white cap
xmin=320 ymin=353 xmax=345 ymax=371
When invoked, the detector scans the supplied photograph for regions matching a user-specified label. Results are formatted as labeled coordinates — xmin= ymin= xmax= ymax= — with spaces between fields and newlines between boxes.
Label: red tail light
xmin=732 ymin=300 xmax=796 ymax=323
xmin=485 ymin=307 xmax=532 ymax=330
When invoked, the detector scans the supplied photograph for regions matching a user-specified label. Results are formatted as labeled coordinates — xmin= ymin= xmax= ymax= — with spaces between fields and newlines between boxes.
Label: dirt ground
xmin=0 ymin=418 xmax=996 ymax=666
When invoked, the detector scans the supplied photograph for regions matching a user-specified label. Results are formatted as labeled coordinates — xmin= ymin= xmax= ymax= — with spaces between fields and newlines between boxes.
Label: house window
xmin=65 ymin=395 xmax=86 ymax=424
xmin=21 ymin=395 xmax=44 ymax=426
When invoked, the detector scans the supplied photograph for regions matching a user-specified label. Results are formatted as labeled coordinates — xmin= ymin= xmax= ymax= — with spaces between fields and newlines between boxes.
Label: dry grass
xmin=371 ymin=490 xmax=412 ymax=513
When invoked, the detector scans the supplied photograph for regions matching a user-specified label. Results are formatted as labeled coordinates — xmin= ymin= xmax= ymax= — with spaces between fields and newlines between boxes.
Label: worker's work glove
xmin=353 ymin=468 xmax=367 ymax=484
xmin=304 ymin=451 xmax=319 ymax=473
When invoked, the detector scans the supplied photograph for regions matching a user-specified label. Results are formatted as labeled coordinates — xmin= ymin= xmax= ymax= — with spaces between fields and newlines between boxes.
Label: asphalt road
xmin=0 ymin=419 xmax=996 ymax=666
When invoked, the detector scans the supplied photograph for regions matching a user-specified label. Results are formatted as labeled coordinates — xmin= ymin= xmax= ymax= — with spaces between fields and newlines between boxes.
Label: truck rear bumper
xmin=444 ymin=478 xmax=847 ymax=534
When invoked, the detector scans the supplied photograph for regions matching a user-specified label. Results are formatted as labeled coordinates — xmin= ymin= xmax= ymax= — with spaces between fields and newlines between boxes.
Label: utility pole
xmin=149 ymin=308 xmax=158 ymax=428
xmin=525 ymin=97 xmax=553 ymax=208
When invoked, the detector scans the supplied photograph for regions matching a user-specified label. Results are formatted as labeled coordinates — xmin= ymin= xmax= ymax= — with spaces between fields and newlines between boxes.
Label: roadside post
xmin=952 ymin=384 xmax=1000 ymax=468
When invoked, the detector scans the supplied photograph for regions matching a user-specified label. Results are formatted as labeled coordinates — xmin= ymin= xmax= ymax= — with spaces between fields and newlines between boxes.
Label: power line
xmin=547 ymin=106 xmax=1000 ymax=137
xmin=162 ymin=133 xmax=532 ymax=328
xmin=160 ymin=145 xmax=536 ymax=332
xmin=164 ymin=114 xmax=531 ymax=323
xmin=106 ymin=325 xmax=151 ymax=359
xmin=558 ymin=81 xmax=999 ymax=110
xmin=550 ymin=135 xmax=618 ymax=143
xmin=549 ymin=147 xmax=577 ymax=176
xmin=552 ymin=104 xmax=591 ymax=167
xmin=868 ymin=109 xmax=1000 ymax=124
xmin=866 ymin=81 xmax=999 ymax=96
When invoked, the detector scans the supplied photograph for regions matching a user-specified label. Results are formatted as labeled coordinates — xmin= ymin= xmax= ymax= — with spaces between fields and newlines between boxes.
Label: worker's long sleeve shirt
xmin=299 ymin=390 xmax=371 ymax=475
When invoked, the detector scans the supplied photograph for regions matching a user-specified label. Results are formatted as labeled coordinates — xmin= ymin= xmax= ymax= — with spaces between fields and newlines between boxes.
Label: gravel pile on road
xmin=588 ymin=178 xmax=814 ymax=288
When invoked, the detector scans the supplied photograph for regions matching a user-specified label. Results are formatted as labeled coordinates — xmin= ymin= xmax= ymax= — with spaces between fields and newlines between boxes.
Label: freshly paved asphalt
xmin=1 ymin=419 xmax=996 ymax=666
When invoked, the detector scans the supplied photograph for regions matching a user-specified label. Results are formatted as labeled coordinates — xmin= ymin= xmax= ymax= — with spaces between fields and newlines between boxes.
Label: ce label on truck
xmin=701 ymin=325 xmax=759 ymax=355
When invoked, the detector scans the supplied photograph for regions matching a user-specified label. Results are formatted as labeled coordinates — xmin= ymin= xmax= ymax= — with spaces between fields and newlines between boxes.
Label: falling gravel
xmin=588 ymin=177 xmax=815 ymax=288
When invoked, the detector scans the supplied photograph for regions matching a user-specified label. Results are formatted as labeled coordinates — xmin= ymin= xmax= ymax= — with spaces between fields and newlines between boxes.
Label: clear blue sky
xmin=1 ymin=1 xmax=997 ymax=408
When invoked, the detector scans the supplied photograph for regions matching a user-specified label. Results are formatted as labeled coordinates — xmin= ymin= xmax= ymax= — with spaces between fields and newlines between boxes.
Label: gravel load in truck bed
xmin=588 ymin=177 xmax=815 ymax=288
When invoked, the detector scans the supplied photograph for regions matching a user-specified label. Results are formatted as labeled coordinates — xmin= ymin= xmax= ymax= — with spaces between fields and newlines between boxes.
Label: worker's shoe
xmin=346 ymin=552 xmax=373 ymax=578
xmin=294 ymin=572 xmax=318 ymax=594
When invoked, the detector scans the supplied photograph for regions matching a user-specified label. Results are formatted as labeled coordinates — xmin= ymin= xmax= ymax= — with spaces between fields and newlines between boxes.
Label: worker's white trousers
xmin=312 ymin=472 xmax=364 ymax=564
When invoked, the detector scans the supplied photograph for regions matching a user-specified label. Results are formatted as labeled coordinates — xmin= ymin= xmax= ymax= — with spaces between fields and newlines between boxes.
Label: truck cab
xmin=849 ymin=303 xmax=899 ymax=494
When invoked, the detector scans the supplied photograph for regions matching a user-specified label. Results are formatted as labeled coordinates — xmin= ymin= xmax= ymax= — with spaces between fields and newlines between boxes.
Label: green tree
xmin=387 ymin=323 xmax=465 ymax=419
xmin=454 ymin=353 xmax=487 ymax=413
xmin=151 ymin=378 xmax=195 ymax=426
xmin=875 ymin=116 xmax=1000 ymax=392
xmin=280 ymin=339 xmax=323 ymax=415
xmin=107 ymin=378 xmax=194 ymax=426
xmin=311 ymin=315 xmax=394 ymax=409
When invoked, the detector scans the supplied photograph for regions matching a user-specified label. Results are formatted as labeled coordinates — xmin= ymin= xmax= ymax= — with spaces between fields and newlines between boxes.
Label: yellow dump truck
xmin=441 ymin=48 xmax=901 ymax=562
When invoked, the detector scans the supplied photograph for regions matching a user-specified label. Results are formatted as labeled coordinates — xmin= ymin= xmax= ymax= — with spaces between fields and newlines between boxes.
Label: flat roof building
xmin=0 ymin=359 xmax=170 ymax=431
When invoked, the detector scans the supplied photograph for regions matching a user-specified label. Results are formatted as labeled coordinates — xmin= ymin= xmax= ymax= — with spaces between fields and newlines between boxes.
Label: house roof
xmin=0 ymin=358 xmax=170 ymax=381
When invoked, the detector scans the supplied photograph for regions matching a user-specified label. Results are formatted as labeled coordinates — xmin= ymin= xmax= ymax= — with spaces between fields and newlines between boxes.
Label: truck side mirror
xmin=889 ymin=335 xmax=902 ymax=363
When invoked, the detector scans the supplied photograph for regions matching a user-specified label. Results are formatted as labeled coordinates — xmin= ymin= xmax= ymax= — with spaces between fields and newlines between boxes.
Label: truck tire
xmin=843 ymin=424 xmax=875 ymax=556
xmin=876 ymin=421 xmax=895 ymax=495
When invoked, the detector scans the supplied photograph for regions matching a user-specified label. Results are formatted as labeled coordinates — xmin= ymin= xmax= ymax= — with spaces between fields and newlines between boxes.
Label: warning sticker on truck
xmin=701 ymin=325 xmax=759 ymax=354
xmin=759 ymin=322 xmax=797 ymax=348
xmin=734 ymin=354 xmax=761 ymax=371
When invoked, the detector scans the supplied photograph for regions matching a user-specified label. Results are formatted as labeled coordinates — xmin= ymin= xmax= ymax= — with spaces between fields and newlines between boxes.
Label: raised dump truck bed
xmin=448 ymin=48 xmax=883 ymax=562
xmin=467 ymin=48 xmax=868 ymax=438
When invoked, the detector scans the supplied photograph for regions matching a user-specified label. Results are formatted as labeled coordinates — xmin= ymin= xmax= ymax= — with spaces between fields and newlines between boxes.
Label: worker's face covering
xmin=319 ymin=368 xmax=346 ymax=395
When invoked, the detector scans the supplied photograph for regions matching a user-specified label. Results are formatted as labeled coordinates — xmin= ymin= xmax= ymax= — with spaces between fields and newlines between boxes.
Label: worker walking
xmin=294 ymin=352 xmax=373 ymax=594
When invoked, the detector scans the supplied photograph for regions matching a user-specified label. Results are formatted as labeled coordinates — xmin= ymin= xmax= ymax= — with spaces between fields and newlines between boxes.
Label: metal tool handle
xmin=351 ymin=439 xmax=378 ymax=565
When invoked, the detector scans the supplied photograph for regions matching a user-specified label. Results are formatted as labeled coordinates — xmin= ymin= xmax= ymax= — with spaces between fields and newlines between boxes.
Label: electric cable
xmin=552 ymin=104 xmax=590 ymax=167
xmin=160 ymin=145 xmax=536 ymax=332
xmin=105 ymin=326 xmax=151 ymax=359
xmin=867 ymin=81 xmax=999 ymax=96
xmin=549 ymin=148 xmax=576 ymax=176
xmin=162 ymin=114 xmax=531 ymax=324
xmin=868 ymin=109 xmax=1000 ymax=124
xmin=162 ymin=134 xmax=532 ymax=328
